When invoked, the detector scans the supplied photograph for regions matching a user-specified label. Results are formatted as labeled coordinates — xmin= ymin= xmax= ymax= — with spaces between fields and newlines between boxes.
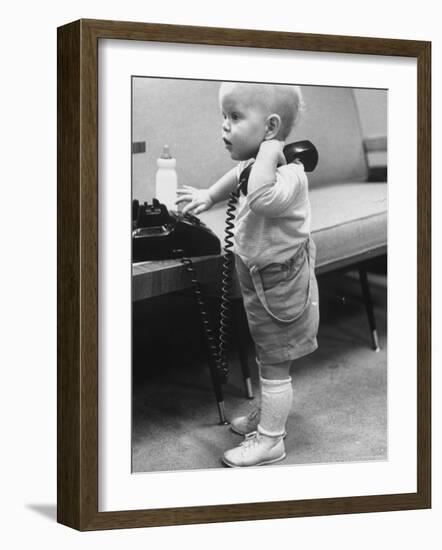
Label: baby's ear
xmin=265 ymin=114 xmax=282 ymax=139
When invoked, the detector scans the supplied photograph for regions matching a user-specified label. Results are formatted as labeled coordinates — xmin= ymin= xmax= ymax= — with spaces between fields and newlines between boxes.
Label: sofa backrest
xmin=287 ymin=86 xmax=368 ymax=187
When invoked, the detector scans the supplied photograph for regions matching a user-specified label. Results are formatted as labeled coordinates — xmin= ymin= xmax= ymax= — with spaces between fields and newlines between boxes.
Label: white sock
xmin=257 ymin=376 xmax=293 ymax=438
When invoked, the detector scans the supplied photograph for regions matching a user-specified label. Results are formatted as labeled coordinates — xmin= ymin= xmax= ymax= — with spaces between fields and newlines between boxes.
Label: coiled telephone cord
xmin=179 ymin=188 xmax=240 ymax=384
xmin=217 ymin=188 xmax=240 ymax=381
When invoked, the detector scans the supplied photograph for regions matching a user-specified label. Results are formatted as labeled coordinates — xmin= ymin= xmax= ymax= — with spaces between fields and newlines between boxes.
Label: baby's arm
xmin=247 ymin=140 xmax=305 ymax=217
xmin=248 ymin=140 xmax=286 ymax=196
xmin=176 ymin=167 xmax=237 ymax=215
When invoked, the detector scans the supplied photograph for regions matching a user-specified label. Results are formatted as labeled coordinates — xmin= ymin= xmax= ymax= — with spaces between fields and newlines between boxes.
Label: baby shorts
xmin=235 ymin=238 xmax=320 ymax=364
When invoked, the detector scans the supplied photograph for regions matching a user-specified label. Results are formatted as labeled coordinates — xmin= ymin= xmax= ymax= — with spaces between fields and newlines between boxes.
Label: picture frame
xmin=57 ymin=18 xmax=431 ymax=530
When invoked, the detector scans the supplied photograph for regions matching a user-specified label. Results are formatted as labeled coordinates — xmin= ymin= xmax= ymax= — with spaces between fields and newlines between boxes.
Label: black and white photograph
xmin=131 ymin=77 xmax=388 ymax=473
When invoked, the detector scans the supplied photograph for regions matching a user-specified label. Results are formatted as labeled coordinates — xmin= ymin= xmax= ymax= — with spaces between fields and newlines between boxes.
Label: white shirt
xmin=234 ymin=161 xmax=311 ymax=269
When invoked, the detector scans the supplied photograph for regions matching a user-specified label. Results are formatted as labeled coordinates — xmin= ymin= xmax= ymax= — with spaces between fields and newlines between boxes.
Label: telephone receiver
xmin=238 ymin=139 xmax=319 ymax=196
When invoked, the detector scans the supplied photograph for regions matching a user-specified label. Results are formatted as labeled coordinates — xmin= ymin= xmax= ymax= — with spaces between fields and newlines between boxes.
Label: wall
xmin=132 ymin=77 xmax=234 ymax=201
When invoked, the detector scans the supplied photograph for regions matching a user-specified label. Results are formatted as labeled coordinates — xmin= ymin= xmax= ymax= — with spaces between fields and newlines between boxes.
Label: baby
xmin=176 ymin=81 xmax=319 ymax=467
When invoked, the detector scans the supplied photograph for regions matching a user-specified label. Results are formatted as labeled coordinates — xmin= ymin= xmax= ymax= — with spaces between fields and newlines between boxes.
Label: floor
xmin=132 ymin=263 xmax=387 ymax=473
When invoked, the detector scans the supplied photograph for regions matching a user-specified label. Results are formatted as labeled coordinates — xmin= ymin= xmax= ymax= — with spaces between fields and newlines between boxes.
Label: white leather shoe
xmin=222 ymin=431 xmax=286 ymax=468
xmin=230 ymin=409 xmax=260 ymax=435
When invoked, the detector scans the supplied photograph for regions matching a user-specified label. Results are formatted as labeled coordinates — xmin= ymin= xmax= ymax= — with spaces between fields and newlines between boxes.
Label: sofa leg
xmin=358 ymin=267 xmax=380 ymax=352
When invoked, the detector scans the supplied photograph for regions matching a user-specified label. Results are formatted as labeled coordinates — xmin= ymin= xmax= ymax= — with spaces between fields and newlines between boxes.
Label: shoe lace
xmin=239 ymin=431 xmax=261 ymax=449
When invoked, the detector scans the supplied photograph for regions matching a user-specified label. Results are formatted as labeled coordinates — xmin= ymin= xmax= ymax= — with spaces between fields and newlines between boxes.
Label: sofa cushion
xmin=310 ymin=181 xmax=387 ymax=272
xmin=200 ymin=178 xmax=387 ymax=276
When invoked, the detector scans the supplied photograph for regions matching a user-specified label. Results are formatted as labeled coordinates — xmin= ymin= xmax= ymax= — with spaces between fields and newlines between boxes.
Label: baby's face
xmin=219 ymin=84 xmax=269 ymax=161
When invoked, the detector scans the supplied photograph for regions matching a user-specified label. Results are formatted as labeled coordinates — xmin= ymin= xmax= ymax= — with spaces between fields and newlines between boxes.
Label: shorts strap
xmin=249 ymin=240 xmax=312 ymax=324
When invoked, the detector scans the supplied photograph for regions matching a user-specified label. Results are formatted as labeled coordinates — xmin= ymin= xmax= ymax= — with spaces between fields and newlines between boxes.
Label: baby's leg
xmin=258 ymin=360 xmax=292 ymax=437
xmin=223 ymin=359 xmax=292 ymax=467
xmin=230 ymin=359 xmax=292 ymax=436
xmin=259 ymin=360 xmax=291 ymax=380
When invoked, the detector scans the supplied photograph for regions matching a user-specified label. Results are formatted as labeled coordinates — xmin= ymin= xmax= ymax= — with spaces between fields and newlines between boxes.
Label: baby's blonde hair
xmin=219 ymin=82 xmax=304 ymax=139
xmin=271 ymin=84 xmax=304 ymax=138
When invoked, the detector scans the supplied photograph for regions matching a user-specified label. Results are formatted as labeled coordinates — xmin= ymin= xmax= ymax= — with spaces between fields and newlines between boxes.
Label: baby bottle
xmin=155 ymin=145 xmax=177 ymax=211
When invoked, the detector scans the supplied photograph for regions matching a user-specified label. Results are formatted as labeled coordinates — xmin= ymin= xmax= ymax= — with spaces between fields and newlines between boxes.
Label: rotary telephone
xmin=132 ymin=198 xmax=221 ymax=262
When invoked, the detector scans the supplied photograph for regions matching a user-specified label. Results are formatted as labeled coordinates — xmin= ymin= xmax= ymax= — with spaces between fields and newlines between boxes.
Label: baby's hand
xmin=175 ymin=186 xmax=214 ymax=215
xmin=258 ymin=140 xmax=287 ymax=166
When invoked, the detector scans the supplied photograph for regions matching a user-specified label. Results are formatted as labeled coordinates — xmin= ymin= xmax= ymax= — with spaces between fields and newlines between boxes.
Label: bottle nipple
xmin=161 ymin=144 xmax=172 ymax=159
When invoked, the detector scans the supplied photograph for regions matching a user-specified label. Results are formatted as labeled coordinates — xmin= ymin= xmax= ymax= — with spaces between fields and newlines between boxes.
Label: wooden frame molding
xmin=57 ymin=19 xmax=431 ymax=531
